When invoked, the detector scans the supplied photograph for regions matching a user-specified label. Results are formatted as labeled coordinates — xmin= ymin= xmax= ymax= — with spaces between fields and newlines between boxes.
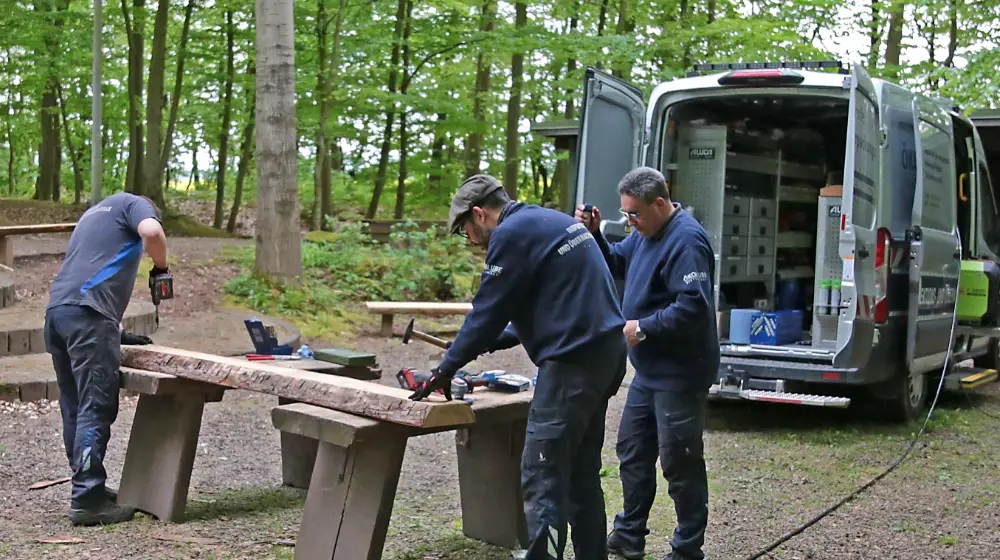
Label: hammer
xmin=402 ymin=318 xmax=452 ymax=350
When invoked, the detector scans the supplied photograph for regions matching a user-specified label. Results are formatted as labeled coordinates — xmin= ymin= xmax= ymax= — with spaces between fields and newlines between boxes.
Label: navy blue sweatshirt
xmin=596 ymin=205 xmax=720 ymax=392
xmin=438 ymin=202 xmax=625 ymax=377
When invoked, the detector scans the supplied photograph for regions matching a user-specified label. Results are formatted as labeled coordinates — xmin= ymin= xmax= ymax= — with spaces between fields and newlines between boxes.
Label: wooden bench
xmin=117 ymin=367 xmax=226 ymax=522
xmin=0 ymin=223 xmax=76 ymax=266
xmin=365 ymin=301 xmax=472 ymax=336
xmin=272 ymin=389 xmax=533 ymax=559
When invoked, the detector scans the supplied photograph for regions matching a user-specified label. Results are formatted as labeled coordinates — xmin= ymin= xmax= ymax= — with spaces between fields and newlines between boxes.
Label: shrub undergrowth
xmin=223 ymin=220 xmax=481 ymax=336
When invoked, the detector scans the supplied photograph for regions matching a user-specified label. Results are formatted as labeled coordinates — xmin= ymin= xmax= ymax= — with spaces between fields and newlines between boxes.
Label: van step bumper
xmin=709 ymin=384 xmax=852 ymax=408
xmin=944 ymin=366 xmax=998 ymax=391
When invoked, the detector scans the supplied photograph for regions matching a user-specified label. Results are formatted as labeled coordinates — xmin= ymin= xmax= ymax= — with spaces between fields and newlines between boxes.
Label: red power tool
xmin=396 ymin=368 xmax=477 ymax=400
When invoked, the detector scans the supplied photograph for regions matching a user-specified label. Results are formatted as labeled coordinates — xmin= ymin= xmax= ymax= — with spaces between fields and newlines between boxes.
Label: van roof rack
xmin=687 ymin=60 xmax=847 ymax=77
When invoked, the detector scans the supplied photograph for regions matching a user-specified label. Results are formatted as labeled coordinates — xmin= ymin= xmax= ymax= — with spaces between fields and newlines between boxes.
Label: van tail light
xmin=873 ymin=228 xmax=890 ymax=323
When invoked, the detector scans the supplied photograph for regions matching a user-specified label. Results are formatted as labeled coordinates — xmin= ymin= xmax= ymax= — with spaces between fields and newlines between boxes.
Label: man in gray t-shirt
xmin=44 ymin=192 xmax=169 ymax=526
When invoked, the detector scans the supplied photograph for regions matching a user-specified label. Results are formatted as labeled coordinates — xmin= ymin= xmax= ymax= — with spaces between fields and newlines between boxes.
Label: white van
xmin=574 ymin=62 xmax=1000 ymax=420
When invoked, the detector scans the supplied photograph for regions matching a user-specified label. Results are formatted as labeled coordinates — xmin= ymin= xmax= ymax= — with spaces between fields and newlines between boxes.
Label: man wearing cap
xmin=409 ymin=174 xmax=627 ymax=560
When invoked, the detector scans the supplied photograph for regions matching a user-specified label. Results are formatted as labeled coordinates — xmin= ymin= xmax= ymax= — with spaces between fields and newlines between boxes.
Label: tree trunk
xmin=322 ymin=0 xmax=347 ymax=227
xmin=56 ymin=83 xmax=85 ymax=205
xmin=428 ymin=113 xmax=446 ymax=192
xmin=34 ymin=0 xmax=71 ymax=202
xmin=364 ymin=0 xmax=407 ymax=219
xmin=564 ymin=1 xmax=580 ymax=120
xmin=141 ymin=0 xmax=170 ymax=208
xmin=393 ymin=0 xmax=414 ymax=220
xmin=943 ymin=0 xmax=959 ymax=68
xmin=312 ymin=0 xmax=329 ymax=231
xmin=503 ymin=2 xmax=527 ymax=198
xmin=159 ymin=0 xmax=196 ymax=183
xmin=214 ymin=10 xmax=236 ymax=229
xmin=612 ymin=0 xmax=634 ymax=79
xmin=255 ymin=0 xmax=303 ymax=280
xmin=228 ymin=65 xmax=256 ymax=234
xmin=463 ymin=0 xmax=496 ymax=179
xmin=884 ymin=1 xmax=905 ymax=70
xmin=6 ymin=113 xmax=13 ymax=195
xmin=122 ymin=0 xmax=145 ymax=195
xmin=597 ymin=0 xmax=610 ymax=36
xmin=868 ymin=0 xmax=882 ymax=68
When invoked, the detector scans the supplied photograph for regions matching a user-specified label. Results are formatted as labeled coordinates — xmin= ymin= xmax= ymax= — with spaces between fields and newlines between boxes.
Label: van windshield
xmin=654 ymin=93 xmax=851 ymax=352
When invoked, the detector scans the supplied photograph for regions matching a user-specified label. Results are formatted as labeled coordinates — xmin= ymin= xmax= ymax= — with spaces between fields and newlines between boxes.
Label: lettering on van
xmin=828 ymin=205 xmax=842 ymax=217
xmin=918 ymin=285 xmax=957 ymax=308
xmin=688 ymin=148 xmax=716 ymax=160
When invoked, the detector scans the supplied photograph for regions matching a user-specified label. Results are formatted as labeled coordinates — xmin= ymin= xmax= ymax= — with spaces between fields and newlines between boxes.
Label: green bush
xmin=223 ymin=220 xmax=481 ymax=332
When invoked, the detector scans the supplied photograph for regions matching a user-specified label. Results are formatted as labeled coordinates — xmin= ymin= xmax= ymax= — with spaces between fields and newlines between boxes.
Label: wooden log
xmin=120 ymin=345 xmax=474 ymax=428
xmin=365 ymin=301 xmax=472 ymax=316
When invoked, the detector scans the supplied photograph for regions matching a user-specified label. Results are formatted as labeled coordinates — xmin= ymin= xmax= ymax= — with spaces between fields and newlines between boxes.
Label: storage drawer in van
xmin=751 ymin=198 xmax=776 ymax=219
xmin=723 ymin=216 xmax=751 ymax=236
xmin=722 ymin=236 xmax=748 ymax=257
xmin=723 ymin=195 xmax=750 ymax=217
xmin=747 ymin=255 xmax=774 ymax=277
xmin=720 ymin=257 xmax=745 ymax=280
xmin=750 ymin=216 xmax=774 ymax=238
xmin=749 ymin=238 xmax=774 ymax=257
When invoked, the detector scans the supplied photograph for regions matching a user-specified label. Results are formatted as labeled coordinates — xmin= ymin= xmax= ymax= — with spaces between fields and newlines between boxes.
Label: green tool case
xmin=957 ymin=260 xmax=1000 ymax=325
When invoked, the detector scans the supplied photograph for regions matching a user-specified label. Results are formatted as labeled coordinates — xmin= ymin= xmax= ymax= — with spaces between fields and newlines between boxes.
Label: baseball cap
xmin=448 ymin=174 xmax=505 ymax=234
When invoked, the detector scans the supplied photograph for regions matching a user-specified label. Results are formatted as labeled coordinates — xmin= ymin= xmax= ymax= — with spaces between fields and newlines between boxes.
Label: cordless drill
xmin=149 ymin=267 xmax=174 ymax=326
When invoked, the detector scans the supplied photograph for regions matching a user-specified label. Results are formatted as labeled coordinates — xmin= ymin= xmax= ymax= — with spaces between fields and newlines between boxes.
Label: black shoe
xmin=607 ymin=531 xmax=645 ymax=560
xmin=105 ymin=487 xmax=118 ymax=502
xmin=68 ymin=500 xmax=135 ymax=526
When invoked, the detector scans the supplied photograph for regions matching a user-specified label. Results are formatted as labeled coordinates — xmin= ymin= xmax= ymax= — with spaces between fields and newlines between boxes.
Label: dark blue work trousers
xmin=521 ymin=331 xmax=627 ymax=560
xmin=43 ymin=304 xmax=122 ymax=509
xmin=612 ymin=383 xmax=709 ymax=559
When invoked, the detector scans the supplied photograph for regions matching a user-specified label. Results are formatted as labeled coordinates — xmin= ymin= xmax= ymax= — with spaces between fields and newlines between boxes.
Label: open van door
xmin=834 ymin=64 xmax=880 ymax=369
xmin=574 ymin=66 xmax=646 ymax=241
xmin=906 ymin=97 xmax=961 ymax=374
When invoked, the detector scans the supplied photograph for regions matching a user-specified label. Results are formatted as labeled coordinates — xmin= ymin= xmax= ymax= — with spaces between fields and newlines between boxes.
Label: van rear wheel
xmin=882 ymin=370 xmax=928 ymax=422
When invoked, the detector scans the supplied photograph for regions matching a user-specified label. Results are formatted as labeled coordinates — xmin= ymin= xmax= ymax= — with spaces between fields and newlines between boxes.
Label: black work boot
xmin=104 ymin=486 xmax=118 ymax=502
xmin=607 ymin=531 xmax=645 ymax=560
xmin=68 ymin=499 xmax=136 ymax=526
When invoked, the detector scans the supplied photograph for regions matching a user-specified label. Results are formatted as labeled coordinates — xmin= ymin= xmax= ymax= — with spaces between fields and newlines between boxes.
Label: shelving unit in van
xmin=673 ymin=124 xmax=826 ymax=345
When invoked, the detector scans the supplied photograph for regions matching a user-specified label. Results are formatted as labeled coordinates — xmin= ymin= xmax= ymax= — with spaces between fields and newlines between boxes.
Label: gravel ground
xmin=2 ymin=235 xmax=999 ymax=559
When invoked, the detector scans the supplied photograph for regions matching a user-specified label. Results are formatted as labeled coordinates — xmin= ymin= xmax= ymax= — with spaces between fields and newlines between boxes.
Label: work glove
xmin=121 ymin=332 xmax=153 ymax=345
xmin=408 ymin=367 xmax=454 ymax=401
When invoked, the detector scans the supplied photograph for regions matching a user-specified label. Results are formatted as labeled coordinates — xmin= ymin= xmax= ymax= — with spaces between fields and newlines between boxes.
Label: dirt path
xmin=1 ymin=236 xmax=998 ymax=559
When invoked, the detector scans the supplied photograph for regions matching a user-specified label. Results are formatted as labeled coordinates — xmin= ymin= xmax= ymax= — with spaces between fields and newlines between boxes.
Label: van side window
xmin=885 ymin=105 xmax=917 ymax=234
xmin=917 ymin=120 xmax=955 ymax=233
xmin=979 ymin=160 xmax=1000 ymax=254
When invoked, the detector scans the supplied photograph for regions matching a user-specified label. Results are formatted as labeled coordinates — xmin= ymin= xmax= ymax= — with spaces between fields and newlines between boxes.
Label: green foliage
xmin=224 ymin=220 xmax=481 ymax=334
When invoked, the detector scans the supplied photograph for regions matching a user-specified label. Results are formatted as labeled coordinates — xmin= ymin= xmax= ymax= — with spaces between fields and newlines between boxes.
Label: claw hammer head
xmin=402 ymin=318 xmax=416 ymax=345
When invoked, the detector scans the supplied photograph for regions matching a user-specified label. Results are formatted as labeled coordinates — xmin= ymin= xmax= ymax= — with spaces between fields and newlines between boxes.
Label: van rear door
xmin=574 ymin=66 xmax=646 ymax=241
xmin=834 ymin=64 xmax=880 ymax=369
xmin=906 ymin=97 xmax=961 ymax=373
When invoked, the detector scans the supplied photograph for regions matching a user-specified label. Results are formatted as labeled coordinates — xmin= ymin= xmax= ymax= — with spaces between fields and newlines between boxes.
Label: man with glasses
xmin=575 ymin=166 xmax=718 ymax=560
xmin=409 ymin=174 xmax=627 ymax=560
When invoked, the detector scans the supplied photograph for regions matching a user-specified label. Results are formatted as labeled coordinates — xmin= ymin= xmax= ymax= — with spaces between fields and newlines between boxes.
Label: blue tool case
xmin=749 ymin=310 xmax=804 ymax=346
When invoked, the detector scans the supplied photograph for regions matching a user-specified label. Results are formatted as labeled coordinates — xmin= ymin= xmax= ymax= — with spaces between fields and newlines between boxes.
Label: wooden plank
xmin=272 ymin=402 xmax=392 ymax=448
xmin=314 ymin=348 xmax=377 ymax=367
xmin=120 ymin=367 xmax=226 ymax=398
xmin=120 ymin=345 xmax=474 ymax=428
xmin=365 ymin=301 xmax=472 ymax=315
xmin=0 ymin=223 xmax=77 ymax=235
xmin=7 ymin=330 xmax=30 ymax=355
xmin=0 ymin=237 xmax=11 ymax=267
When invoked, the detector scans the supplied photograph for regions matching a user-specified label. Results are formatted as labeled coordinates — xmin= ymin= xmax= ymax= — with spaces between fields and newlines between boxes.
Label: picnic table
xmin=0 ymin=223 xmax=76 ymax=266
xmin=115 ymin=353 xmax=534 ymax=560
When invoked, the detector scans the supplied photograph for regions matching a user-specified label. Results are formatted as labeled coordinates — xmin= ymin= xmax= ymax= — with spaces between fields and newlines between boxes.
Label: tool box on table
xmin=245 ymin=319 xmax=294 ymax=355
xmin=749 ymin=310 xmax=804 ymax=346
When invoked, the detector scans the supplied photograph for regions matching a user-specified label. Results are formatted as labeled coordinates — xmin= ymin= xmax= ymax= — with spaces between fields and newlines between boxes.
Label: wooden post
xmin=455 ymin=418 xmax=529 ymax=548
xmin=294 ymin=435 xmax=407 ymax=560
xmin=0 ymin=237 xmax=12 ymax=267
xmin=278 ymin=396 xmax=319 ymax=489
xmin=380 ymin=314 xmax=393 ymax=337
xmin=118 ymin=393 xmax=207 ymax=522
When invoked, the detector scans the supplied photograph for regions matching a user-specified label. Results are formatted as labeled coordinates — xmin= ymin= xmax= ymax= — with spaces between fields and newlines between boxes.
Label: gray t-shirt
xmin=47 ymin=192 xmax=160 ymax=323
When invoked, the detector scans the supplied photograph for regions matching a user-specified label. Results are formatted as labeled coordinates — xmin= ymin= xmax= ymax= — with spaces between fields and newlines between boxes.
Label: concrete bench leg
xmin=118 ymin=393 xmax=206 ymax=522
xmin=0 ymin=236 xmax=11 ymax=267
xmin=279 ymin=397 xmax=319 ymax=489
xmin=295 ymin=435 xmax=406 ymax=560
xmin=456 ymin=419 xmax=529 ymax=548
xmin=379 ymin=314 xmax=393 ymax=337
